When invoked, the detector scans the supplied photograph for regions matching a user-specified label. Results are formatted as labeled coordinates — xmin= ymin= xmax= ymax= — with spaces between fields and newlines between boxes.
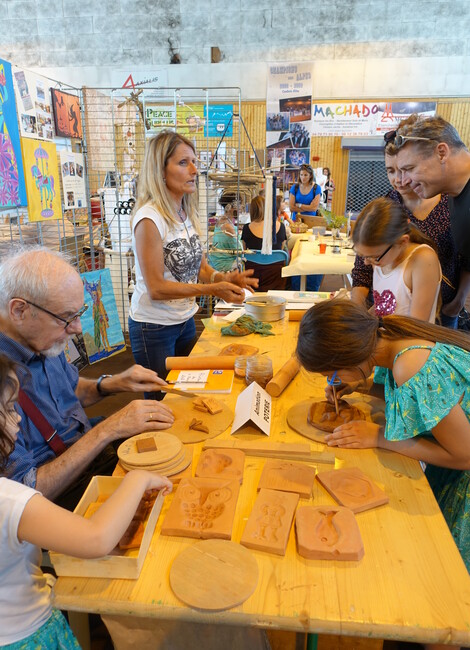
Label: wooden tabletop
xmin=53 ymin=318 xmax=470 ymax=645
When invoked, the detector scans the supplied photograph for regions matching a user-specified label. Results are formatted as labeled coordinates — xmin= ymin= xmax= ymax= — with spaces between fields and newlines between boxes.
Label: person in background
xmin=351 ymin=138 xmax=460 ymax=328
xmin=0 ymin=247 xmax=175 ymax=510
xmin=297 ymin=299 xmax=470 ymax=573
xmin=276 ymin=194 xmax=292 ymax=239
xmin=322 ymin=166 xmax=335 ymax=209
xmin=395 ymin=114 xmax=470 ymax=327
xmin=0 ymin=353 xmax=172 ymax=649
xmin=208 ymin=203 xmax=242 ymax=273
xmin=129 ymin=131 xmax=258 ymax=395
xmin=288 ymin=163 xmax=322 ymax=221
xmin=241 ymin=195 xmax=287 ymax=291
xmin=352 ymin=197 xmax=441 ymax=322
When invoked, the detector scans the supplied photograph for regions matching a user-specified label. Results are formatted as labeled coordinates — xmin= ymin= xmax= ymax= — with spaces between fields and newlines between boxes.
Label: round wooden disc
xmin=120 ymin=446 xmax=186 ymax=473
xmin=170 ymin=539 xmax=258 ymax=611
xmin=120 ymin=446 xmax=192 ymax=477
xmin=219 ymin=344 xmax=259 ymax=357
xmin=117 ymin=432 xmax=182 ymax=467
xmin=287 ymin=395 xmax=384 ymax=444
xmin=161 ymin=397 xmax=234 ymax=444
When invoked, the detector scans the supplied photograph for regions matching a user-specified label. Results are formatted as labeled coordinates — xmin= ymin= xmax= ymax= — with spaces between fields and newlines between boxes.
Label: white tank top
xmin=372 ymin=244 xmax=441 ymax=322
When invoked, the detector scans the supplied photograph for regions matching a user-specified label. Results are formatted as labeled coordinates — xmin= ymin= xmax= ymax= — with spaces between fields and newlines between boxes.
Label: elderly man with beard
xmin=0 ymin=247 xmax=174 ymax=509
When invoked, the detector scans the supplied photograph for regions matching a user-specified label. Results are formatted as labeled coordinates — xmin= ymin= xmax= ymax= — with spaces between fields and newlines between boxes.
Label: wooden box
xmin=49 ymin=476 xmax=164 ymax=579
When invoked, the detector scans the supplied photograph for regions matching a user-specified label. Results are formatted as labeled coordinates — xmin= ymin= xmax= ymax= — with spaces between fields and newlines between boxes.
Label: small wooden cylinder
xmin=265 ymin=357 xmax=300 ymax=397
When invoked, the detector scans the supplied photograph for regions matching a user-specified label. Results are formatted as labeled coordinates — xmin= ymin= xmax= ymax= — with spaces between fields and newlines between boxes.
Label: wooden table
xmin=283 ymin=238 xmax=355 ymax=290
xmin=54 ymin=318 xmax=470 ymax=647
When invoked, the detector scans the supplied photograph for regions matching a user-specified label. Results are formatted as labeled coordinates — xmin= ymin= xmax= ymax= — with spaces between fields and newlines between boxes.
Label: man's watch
xmin=96 ymin=374 xmax=113 ymax=396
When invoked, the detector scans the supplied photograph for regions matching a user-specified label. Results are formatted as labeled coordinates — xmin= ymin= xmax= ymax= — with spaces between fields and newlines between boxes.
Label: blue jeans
xmin=439 ymin=312 xmax=459 ymax=329
xmin=128 ymin=316 xmax=197 ymax=400
xmin=290 ymin=275 xmax=323 ymax=291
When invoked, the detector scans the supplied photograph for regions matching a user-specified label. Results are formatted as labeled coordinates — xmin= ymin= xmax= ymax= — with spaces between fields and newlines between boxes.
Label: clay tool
xmin=327 ymin=370 xmax=342 ymax=416
xmin=159 ymin=385 xmax=198 ymax=398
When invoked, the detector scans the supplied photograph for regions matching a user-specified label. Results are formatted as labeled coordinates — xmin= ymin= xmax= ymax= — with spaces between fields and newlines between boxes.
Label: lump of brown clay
xmin=307 ymin=400 xmax=366 ymax=433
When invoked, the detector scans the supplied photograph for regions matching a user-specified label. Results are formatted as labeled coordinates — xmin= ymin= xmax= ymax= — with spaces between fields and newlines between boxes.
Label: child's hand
xmin=146 ymin=473 xmax=173 ymax=496
xmin=325 ymin=381 xmax=358 ymax=403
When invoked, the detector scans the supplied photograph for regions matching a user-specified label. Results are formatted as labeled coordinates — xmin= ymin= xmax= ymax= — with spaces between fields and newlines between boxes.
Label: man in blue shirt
xmin=0 ymin=247 xmax=174 ymax=508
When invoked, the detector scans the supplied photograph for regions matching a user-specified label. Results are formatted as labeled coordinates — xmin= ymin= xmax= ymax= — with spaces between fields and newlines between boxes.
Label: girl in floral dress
xmin=297 ymin=299 xmax=470 ymax=572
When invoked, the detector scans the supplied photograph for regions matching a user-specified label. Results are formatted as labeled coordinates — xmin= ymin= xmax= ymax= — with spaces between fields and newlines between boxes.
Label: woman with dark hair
xmin=241 ymin=195 xmax=287 ymax=291
xmin=129 ymin=131 xmax=257 ymax=395
xmin=297 ymin=299 xmax=470 ymax=571
xmin=352 ymin=197 xmax=441 ymax=322
xmin=322 ymin=166 xmax=335 ymax=209
xmin=288 ymin=163 xmax=322 ymax=221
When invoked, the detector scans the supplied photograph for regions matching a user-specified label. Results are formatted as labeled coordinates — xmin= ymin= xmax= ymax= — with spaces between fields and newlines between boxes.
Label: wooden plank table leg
xmin=67 ymin=611 xmax=90 ymax=650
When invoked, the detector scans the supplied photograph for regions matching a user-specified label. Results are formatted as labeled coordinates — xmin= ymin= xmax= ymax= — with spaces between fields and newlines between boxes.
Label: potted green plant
xmin=318 ymin=207 xmax=347 ymax=237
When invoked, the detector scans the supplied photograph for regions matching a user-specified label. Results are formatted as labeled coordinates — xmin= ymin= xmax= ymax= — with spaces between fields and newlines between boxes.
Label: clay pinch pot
xmin=307 ymin=399 xmax=366 ymax=433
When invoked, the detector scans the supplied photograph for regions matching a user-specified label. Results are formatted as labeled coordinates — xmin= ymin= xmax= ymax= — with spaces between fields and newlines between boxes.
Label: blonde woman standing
xmin=129 ymin=131 xmax=257 ymax=397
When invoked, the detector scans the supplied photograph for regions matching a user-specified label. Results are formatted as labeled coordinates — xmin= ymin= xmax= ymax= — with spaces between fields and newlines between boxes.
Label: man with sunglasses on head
xmin=394 ymin=114 xmax=470 ymax=324
xmin=0 ymin=246 xmax=175 ymax=509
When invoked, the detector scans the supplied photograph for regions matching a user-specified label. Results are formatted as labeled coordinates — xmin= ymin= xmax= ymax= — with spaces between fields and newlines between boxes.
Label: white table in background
xmin=283 ymin=238 xmax=356 ymax=290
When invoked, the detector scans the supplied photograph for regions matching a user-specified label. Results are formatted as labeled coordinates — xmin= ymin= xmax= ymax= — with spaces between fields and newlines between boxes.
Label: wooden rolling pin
xmin=265 ymin=357 xmax=300 ymax=397
xmin=288 ymin=310 xmax=307 ymax=321
xmin=166 ymin=356 xmax=236 ymax=370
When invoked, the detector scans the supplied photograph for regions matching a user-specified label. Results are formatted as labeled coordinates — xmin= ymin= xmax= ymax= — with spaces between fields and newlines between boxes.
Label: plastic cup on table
xmin=319 ymin=242 xmax=327 ymax=254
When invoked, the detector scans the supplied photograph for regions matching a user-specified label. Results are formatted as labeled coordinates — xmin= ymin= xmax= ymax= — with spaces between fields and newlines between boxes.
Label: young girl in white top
xmin=0 ymin=355 xmax=172 ymax=649
xmin=352 ymin=197 xmax=442 ymax=323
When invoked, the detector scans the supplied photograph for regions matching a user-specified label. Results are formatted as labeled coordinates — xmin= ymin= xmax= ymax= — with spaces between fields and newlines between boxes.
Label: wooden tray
xmin=287 ymin=395 xmax=385 ymax=444
xmin=170 ymin=539 xmax=258 ymax=611
xmin=49 ymin=476 xmax=165 ymax=579
xmin=160 ymin=396 xmax=234 ymax=443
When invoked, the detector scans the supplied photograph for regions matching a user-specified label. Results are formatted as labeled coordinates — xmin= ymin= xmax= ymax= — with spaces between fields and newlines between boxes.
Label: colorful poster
xmin=81 ymin=268 xmax=126 ymax=364
xmin=176 ymin=104 xmax=205 ymax=135
xmin=0 ymin=58 xmax=27 ymax=207
xmin=21 ymin=138 xmax=62 ymax=221
xmin=60 ymin=151 xmax=87 ymax=209
xmin=12 ymin=67 xmax=54 ymax=140
xmin=51 ymin=89 xmax=82 ymax=139
xmin=311 ymin=101 xmax=437 ymax=136
xmin=204 ymin=104 xmax=233 ymax=138
xmin=144 ymin=103 xmax=176 ymax=135
xmin=266 ymin=62 xmax=313 ymax=168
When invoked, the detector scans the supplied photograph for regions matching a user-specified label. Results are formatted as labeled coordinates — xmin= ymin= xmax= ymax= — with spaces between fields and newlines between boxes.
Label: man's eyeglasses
xmin=355 ymin=242 xmax=394 ymax=263
xmin=17 ymin=298 xmax=88 ymax=329
xmin=384 ymin=130 xmax=435 ymax=148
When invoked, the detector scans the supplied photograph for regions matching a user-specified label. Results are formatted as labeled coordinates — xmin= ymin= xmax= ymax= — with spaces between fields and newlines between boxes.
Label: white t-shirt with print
xmin=0 ymin=477 xmax=51 ymax=644
xmin=129 ymin=204 xmax=203 ymax=326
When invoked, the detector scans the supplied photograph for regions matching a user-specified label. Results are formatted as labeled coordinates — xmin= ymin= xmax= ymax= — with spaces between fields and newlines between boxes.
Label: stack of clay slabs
xmin=117 ymin=432 xmax=192 ymax=477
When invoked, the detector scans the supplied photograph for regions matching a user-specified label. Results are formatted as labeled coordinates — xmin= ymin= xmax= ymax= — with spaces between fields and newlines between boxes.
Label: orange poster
xmin=51 ymin=88 xmax=82 ymax=139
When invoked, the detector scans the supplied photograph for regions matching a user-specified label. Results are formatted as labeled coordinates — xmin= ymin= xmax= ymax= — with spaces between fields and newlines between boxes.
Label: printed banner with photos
xmin=60 ymin=151 xmax=87 ymax=209
xmin=12 ymin=67 xmax=54 ymax=141
xmin=0 ymin=58 xmax=27 ymax=207
xmin=266 ymin=62 xmax=313 ymax=168
xmin=21 ymin=138 xmax=62 ymax=221
xmin=51 ymin=89 xmax=82 ymax=139
xmin=81 ymin=268 xmax=126 ymax=364
xmin=311 ymin=101 xmax=437 ymax=136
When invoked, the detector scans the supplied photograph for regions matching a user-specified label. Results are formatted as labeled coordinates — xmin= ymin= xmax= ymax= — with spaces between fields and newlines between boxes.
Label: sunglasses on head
xmin=383 ymin=130 xmax=435 ymax=148
xmin=300 ymin=164 xmax=313 ymax=171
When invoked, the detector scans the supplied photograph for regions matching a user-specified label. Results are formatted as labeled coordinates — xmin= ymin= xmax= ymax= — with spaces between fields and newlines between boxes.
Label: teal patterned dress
xmin=375 ymin=343 xmax=470 ymax=572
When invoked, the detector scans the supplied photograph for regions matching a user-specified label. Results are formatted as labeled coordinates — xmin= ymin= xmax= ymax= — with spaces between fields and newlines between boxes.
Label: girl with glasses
xmin=352 ymin=197 xmax=442 ymax=323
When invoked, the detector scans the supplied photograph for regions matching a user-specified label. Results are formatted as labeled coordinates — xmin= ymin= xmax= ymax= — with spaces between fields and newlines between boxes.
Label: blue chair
xmin=242 ymin=249 xmax=289 ymax=266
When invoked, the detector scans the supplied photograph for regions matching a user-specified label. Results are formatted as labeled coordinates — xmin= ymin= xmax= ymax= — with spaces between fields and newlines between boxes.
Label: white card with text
xmin=231 ymin=382 xmax=272 ymax=436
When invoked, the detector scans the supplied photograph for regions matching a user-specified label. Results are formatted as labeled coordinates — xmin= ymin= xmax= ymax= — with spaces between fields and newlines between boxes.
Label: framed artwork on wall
xmin=51 ymin=88 xmax=82 ymax=139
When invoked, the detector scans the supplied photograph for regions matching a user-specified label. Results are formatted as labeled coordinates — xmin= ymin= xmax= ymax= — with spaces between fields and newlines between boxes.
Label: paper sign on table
xmin=175 ymin=370 xmax=210 ymax=384
xmin=231 ymin=382 xmax=271 ymax=436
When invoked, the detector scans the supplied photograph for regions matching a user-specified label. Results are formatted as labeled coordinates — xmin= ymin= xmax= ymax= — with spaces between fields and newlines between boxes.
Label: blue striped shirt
xmin=0 ymin=332 xmax=91 ymax=487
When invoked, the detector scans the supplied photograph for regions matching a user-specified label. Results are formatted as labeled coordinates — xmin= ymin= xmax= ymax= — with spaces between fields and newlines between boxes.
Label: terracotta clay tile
xmin=257 ymin=459 xmax=316 ymax=498
xmin=195 ymin=448 xmax=245 ymax=484
xmin=316 ymin=467 xmax=389 ymax=513
xmin=240 ymin=488 xmax=299 ymax=556
xmin=295 ymin=505 xmax=364 ymax=561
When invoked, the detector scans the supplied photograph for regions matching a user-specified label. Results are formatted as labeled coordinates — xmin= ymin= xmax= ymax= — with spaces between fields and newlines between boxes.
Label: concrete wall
xmin=0 ymin=0 xmax=469 ymax=99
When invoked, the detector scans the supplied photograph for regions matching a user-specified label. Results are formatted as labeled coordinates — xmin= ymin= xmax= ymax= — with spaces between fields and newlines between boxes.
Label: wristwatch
xmin=96 ymin=374 xmax=113 ymax=396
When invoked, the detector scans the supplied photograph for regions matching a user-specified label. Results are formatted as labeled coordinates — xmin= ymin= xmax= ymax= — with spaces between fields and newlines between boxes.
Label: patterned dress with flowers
xmin=375 ymin=343 xmax=470 ymax=571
